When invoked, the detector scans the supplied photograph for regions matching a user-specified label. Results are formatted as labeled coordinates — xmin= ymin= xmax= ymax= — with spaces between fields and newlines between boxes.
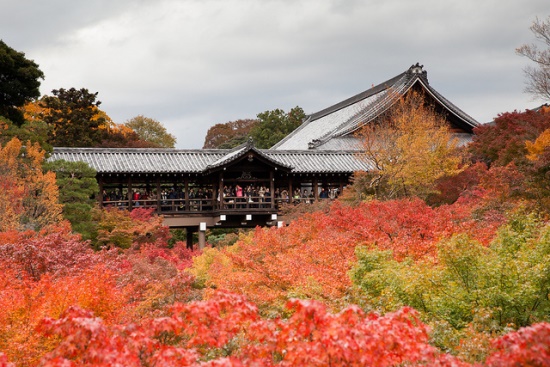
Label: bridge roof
xmin=50 ymin=148 xmax=225 ymax=173
xmin=50 ymin=147 xmax=373 ymax=174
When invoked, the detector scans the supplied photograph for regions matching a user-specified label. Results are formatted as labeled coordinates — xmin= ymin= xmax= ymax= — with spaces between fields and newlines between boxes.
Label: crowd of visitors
xmin=100 ymin=184 xmax=339 ymax=211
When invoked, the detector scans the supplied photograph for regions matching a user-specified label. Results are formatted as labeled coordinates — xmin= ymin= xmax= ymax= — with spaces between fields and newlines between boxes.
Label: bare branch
xmin=517 ymin=16 xmax=550 ymax=101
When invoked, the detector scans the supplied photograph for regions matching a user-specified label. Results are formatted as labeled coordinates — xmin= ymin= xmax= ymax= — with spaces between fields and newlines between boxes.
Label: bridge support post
xmin=198 ymin=222 xmax=206 ymax=250
xmin=186 ymin=227 xmax=195 ymax=249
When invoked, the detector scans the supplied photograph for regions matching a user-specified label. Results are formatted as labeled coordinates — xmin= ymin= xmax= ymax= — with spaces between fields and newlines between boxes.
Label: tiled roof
xmin=313 ymin=136 xmax=364 ymax=151
xmin=50 ymin=148 xmax=225 ymax=173
xmin=272 ymin=63 xmax=479 ymax=151
xmin=49 ymin=148 xmax=371 ymax=174
xmin=263 ymin=150 xmax=373 ymax=173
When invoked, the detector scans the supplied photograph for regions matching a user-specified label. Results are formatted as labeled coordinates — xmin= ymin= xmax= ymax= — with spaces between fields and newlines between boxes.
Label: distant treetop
xmin=0 ymin=40 xmax=44 ymax=125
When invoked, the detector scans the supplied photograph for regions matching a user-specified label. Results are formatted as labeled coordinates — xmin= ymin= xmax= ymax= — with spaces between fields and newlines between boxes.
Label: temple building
xmin=49 ymin=63 xmax=479 ymax=248
xmin=273 ymin=63 xmax=478 ymax=151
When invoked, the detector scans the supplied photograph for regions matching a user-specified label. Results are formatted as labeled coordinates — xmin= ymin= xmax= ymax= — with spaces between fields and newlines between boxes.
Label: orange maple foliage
xmin=0 ymin=265 xmax=127 ymax=366
xmin=21 ymin=100 xmax=49 ymax=122
xmin=119 ymin=242 xmax=201 ymax=319
xmin=0 ymin=138 xmax=62 ymax=231
xmin=94 ymin=207 xmax=171 ymax=249
xmin=200 ymin=199 xmax=504 ymax=312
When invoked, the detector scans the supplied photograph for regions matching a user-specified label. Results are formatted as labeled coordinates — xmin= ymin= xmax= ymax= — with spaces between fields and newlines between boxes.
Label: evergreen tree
xmin=0 ymin=40 xmax=44 ymax=125
xmin=251 ymin=106 xmax=305 ymax=148
xmin=44 ymin=160 xmax=98 ymax=240
xmin=41 ymin=88 xmax=105 ymax=147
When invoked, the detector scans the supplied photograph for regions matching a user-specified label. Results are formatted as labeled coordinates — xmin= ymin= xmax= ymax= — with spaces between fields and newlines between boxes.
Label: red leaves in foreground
xmin=36 ymin=290 xmax=468 ymax=367
xmin=241 ymin=300 xmax=463 ymax=367
xmin=3 ymin=290 xmax=546 ymax=366
xmin=485 ymin=323 xmax=550 ymax=367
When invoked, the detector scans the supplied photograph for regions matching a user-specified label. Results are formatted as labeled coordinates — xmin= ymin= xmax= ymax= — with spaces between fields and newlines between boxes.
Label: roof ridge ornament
xmin=407 ymin=62 xmax=428 ymax=83
xmin=246 ymin=136 xmax=254 ymax=148
xmin=409 ymin=62 xmax=424 ymax=74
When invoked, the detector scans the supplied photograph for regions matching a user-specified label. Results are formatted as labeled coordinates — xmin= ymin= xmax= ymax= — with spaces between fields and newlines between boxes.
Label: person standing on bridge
xmin=236 ymin=184 xmax=243 ymax=208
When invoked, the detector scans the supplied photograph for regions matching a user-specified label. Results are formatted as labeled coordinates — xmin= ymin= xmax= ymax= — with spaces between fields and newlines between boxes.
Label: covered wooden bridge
xmin=50 ymin=139 xmax=371 ymax=248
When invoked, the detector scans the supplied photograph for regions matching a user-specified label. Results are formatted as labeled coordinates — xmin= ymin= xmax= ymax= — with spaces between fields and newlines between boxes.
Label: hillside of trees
xmin=1 ymin=16 xmax=550 ymax=366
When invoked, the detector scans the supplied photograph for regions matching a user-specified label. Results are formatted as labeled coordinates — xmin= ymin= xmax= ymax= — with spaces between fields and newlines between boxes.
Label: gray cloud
xmin=1 ymin=0 xmax=548 ymax=148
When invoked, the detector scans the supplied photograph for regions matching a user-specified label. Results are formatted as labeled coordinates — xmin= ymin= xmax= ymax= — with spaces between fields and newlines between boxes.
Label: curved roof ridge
xmin=332 ymin=73 xmax=418 ymax=137
xmin=418 ymin=79 xmax=479 ymax=129
xmin=308 ymin=72 xmax=417 ymax=148
xmin=308 ymin=71 xmax=408 ymax=122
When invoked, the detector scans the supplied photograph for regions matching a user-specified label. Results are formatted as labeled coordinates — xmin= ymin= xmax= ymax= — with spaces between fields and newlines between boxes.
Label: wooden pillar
xmin=128 ymin=176 xmax=133 ymax=210
xmin=198 ymin=222 xmax=206 ymax=250
xmin=313 ymin=177 xmax=319 ymax=201
xmin=98 ymin=175 xmax=104 ymax=207
xmin=186 ymin=227 xmax=194 ymax=249
xmin=156 ymin=175 xmax=161 ymax=214
xmin=270 ymin=170 xmax=275 ymax=209
xmin=218 ymin=173 xmax=224 ymax=210
xmin=184 ymin=178 xmax=190 ymax=211
xmin=288 ymin=176 xmax=293 ymax=202
xmin=198 ymin=231 xmax=206 ymax=250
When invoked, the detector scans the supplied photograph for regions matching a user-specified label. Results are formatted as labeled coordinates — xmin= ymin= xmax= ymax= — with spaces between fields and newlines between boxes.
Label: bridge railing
xmin=101 ymin=196 xmax=279 ymax=213
xmin=101 ymin=195 xmax=331 ymax=214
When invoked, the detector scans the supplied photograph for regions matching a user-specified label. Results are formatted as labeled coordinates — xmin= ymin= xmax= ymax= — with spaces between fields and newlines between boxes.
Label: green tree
xmin=516 ymin=16 xmax=550 ymax=101
xmin=355 ymin=90 xmax=464 ymax=200
xmin=40 ymin=88 xmax=105 ymax=147
xmin=351 ymin=214 xmax=550 ymax=333
xmin=43 ymin=160 xmax=99 ymax=240
xmin=124 ymin=115 xmax=176 ymax=148
xmin=251 ymin=106 xmax=305 ymax=148
xmin=0 ymin=116 xmax=51 ymax=151
xmin=0 ymin=40 xmax=44 ymax=125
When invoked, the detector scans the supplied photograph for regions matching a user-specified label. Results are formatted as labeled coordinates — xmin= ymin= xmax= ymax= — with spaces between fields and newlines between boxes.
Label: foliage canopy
xmin=355 ymin=89 xmax=464 ymax=200
xmin=0 ymin=40 xmax=44 ymax=125
xmin=124 ymin=115 xmax=176 ymax=148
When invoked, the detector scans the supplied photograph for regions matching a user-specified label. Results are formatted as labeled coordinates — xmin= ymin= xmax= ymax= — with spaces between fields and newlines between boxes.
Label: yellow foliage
xmin=187 ymin=246 xmax=233 ymax=288
xmin=526 ymin=128 xmax=550 ymax=161
xmin=357 ymin=90 xmax=465 ymax=199
xmin=0 ymin=138 xmax=63 ymax=231
xmin=92 ymin=106 xmax=115 ymax=130
xmin=21 ymin=100 xmax=49 ymax=121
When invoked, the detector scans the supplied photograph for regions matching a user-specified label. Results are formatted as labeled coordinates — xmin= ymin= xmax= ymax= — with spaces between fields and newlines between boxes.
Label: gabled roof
xmin=272 ymin=63 xmax=480 ymax=151
xmin=204 ymin=138 xmax=292 ymax=173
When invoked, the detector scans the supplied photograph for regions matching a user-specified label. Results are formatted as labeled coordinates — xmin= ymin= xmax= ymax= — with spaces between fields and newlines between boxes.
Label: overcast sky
xmin=1 ymin=0 xmax=548 ymax=148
